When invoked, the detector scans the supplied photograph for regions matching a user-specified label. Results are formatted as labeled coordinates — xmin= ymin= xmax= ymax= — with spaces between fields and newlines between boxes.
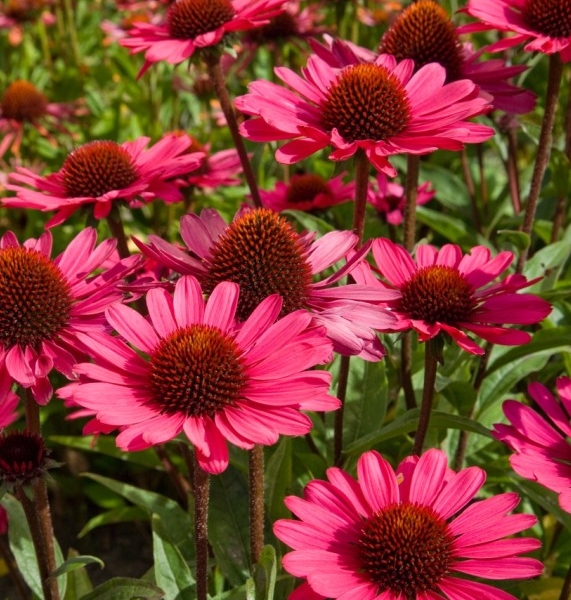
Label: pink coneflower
xmin=357 ymin=0 xmax=402 ymax=27
xmin=0 ymin=80 xmax=81 ymax=159
xmin=119 ymin=0 xmax=288 ymax=77
xmin=377 ymin=0 xmax=535 ymax=113
xmin=0 ymin=367 xmax=19 ymax=429
xmin=0 ymin=228 xmax=141 ymax=405
xmin=134 ymin=207 xmax=399 ymax=360
xmin=235 ymin=52 xmax=493 ymax=177
xmin=353 ymin=238 xmax=551 ymax=354
xmin=59 ymin=275 xmax=338 ymax=474
xmin=459 ymin=0 xmax=571 ymax=62
xmin=494 ymin=377 xmax=571 ymax=512
xmin=368 ymin=172 xmax=434 ymax=226
xmin=274 ymin=448 xmax=542 ymax=599
xmin=0 ymin=0 xmax=55 ymax=45
xmin=4 ymin=134 xmax=205 ymax=227
xmin=260 ymin=172 xmax=354 ymax=213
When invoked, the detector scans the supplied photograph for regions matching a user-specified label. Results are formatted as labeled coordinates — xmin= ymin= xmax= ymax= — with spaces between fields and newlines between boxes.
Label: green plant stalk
xmin=194 ymin=456 xmax=210 ymax=600
xmin=106 ymin=207 xmax=131 ymax=260
xmin=412 ymin=341 xmax=439 ymax=456
xmin=249 ymin=444 xmax=264 ymax=565
xmin=560 ymin=561 xmax=571 ymax=600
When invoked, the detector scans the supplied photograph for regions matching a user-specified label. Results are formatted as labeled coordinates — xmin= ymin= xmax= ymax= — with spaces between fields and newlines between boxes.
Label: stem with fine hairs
xmin=517 ymin=53 xmax=564 ymax=273
xmin=333 ymin=150 xmax=369 ymax=465
xmin=106 ymin=208 xmax=131 ymax=260
xmin=205 ymin=55 xmax=262 ymax=208
xmin=194 ymin=455 xmax=210 ymax=600
xmin=551 ymin=79 xmax=571 ymax=242
xmin=412 ymin=340 xmax=439 ymax=456
xmin=461 ymin=149 xmax=481 ymax=233
xmin=249 ymin=444 xmax=265 ymax=564
xmin=506 ymin=127 xmax=522 ymax=214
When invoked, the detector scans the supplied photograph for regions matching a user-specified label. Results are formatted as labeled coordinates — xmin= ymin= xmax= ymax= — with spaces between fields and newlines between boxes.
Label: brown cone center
xmin=0 ymin=247 xmax=73 ymax=350
xmin=285 ymin=174 xmax=332 ymax=205
xmin=522 ymin=0 xmax=571 ymax=38
xmin=322 ymin=63 xmax=410 ymax=143
xmin=167 ymin=0 xmax=235 ymax=40
xmin=1 ymin=80 xmax=48 ymax=122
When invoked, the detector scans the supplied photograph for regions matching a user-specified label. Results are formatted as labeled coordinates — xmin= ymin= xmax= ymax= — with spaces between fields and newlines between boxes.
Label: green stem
xmin=403 ymin=154 xmax=420 ymax=253
xmin=412 ymin=341 xmax=439 ymax=456
xmin=32 ymin=479 xmax=59 ymax=600
xmin=401 ymin=333 xmax=417 ymax=410
xmin=205 ymin=56 xmax=262 ymax=208
xmin=106 ymin=209 xmax=131 ymax=260
xmin=559 ymin=561 xmax=571 ymax=600
xmin=194 ymin=456 xmax=210 ymax=600
xmin=334 ymin=355 xmax=351 ymax=467
xmin=249 ymin=445 xmax=265 ymax=565
xmin=517 ymin=53 xmax=563 ymax=273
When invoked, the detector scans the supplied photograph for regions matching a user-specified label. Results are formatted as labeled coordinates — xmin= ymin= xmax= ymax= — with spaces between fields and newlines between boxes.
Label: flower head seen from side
xmin=0 ymin=228 xmax=141 ymax=405
xmin=134 ymin=207 xmax=400 ymax=361
xmin=235 ymin=51 xmax=494 ymax=176
xmin=260 ymin=172 xmax=354 ymax=213
xmin=494 ymin=377 xmax=571 ymax=513
xmin=459 ymin=0 xmax=571 ymax=62
xmin=4 ymin=134 xmax=205 ymax=227
xmin=59 ymin=275 xmax=338 ymax=474
xmin=368 ymin=172 xmax=434 ymax=226
xmin=353 ymin=238 xmax=552 ymax=355
xmin=0 ymin=80 xmax=82 ymax=159
xmin=274 ymin=448 xmax=543 ymax=599
xmin=119 ymin=0 xmax=288 ymax=77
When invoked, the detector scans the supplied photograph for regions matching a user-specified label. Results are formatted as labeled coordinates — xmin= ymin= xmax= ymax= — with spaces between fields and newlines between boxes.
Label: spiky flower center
xmin=149 ymin=325 xmax=246 ymax=418
xmin=0 ymin=80 xmax=48 ymax=122
xmin=322 ymin=63 xmax=411 ymax=143
xmin=357 ymin=502 xmax=455 ymax=595
xmin=167 ymin=0 xmax=235 ymax=40
xmin=248 ymin=12 xmax=299 ymax=43
xmin=0 ymin=247 xmax=73 ymax=350
xmin=400 ymin=265 xmax=476 ymax=324
xmin=61 ymin=141 xmax=138 ymax=198
xmin=379 ymin=0 xmax=463 ymax=81
xmin=285 ymin=174 xmax=332 ymax=205
xmin=202 ymin=209 xmax=313 ymax=321
xmin=0 ymin=431 xmax=48 ymax=485
xmin=522 ymin=0 xmax=571 ymax=38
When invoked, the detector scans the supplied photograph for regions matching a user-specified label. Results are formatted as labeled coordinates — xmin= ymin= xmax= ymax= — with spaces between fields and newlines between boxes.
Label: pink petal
xmin=357 ymin=451 xmax=399 ymax=512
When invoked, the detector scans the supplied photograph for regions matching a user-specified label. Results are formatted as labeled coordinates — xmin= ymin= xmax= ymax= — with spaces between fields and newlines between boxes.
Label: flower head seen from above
xmin=4 ymin=134 xmax=205 ymax=227
xmin=134 ymin=207 xmax=400 ymax=361
xmin=235 ymin=52 xmax=493 ymax=176
xmin=260 ymin=172 xmax=355 ymax=213
xmin=494 ymin=377 xmax=571 ymax=513
xmin=274 ymin=448 xmax=542 ymax=600
xmin=459 ymin=0 xmax=571 ymax=62
xmin=368 ymin=172 xmax=434 ymax=226
xmin=119 ymin=0 xmax=288 ymax=77
xmin=0 ymin=80 xmax=82 ymax=159
xmin=378 ymin=0 xmax=536 ymax=113
xmin=353 ymin=238 xmax=552 ymax=354
xmin=0 ymin=228 xmax=141 ymax=405
xmin=59 ymin=275 xmax=338 ymax=474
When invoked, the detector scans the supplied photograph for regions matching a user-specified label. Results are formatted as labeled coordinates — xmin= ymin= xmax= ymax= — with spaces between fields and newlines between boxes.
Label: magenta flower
xmin=134 ymin=207 xmax=399 ymax=360
xmin=119 ymin=0 xmax=288 ymax=76
xmin=0 ymin=367 xmax=19 ymax=429
xmin=353 ymin=238 xmax=551 ymax=354
xmin=0 ymin=228 xmax=141 ymax=404
xmin=260 ymin=172 xmax=355 ymax=213
xmin=59 ymin=275 xmax=338 ymax=474
xmin=459 ymin=0 xmax=571 ymax=62
xmin=274 ymin=448 xmax=542 ymax=599
xmin=367 ymin=172 xmax=434 ymax=226
xmin=235 ymin=52 xmax=493 ymax=176
xmin=494 ymin=377 xmax=571 ymax=513
xmin=4 ymin=134 xmax=204 ymax=227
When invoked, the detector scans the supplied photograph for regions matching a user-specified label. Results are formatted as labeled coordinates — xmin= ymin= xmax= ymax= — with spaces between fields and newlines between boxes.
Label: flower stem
xmin=155 ymin=444 xmax=191 ymax=509
xmin=193 ymin=455 xmax=210 ymax=600
xmin=506 ymin=127 xmax=522 ymax=214
xmin=551 ymin=83 xmax=571 ymax=242
xmin=249 ymin=444 xmax=265 ymax=565
xmin=401 ymin=334 xmax=417 ymax=410
xmin=32 ymin=479 xmax=59 ymax=600
xmin=412 ymin=341 xmax=439 ymax=456
xmin=106 ymin=209 xmax=131 ymax=260
xmin=25 ymin=389 xmax=40 ymax=434
xmin=517 ymin=53 xmax=563 ymax=274
xmin=403 ymin=154 xmax=420 ymax=253
xmin=205 ymin=56 xmax=262 ymax=208
xmin=334 ymin=355 xmax=351 ymax=467
xmin=560 ymin=561 xmax=571 ymax=600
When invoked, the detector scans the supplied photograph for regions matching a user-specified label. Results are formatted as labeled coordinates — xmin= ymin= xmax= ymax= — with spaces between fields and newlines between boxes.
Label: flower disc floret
xmin=1 ymin=80 xmax=47 ymax=122
xmin=523 ymin=0 xmax=571 ymax=38
xmin=0 ymin=431 xmax=48 ymax=489
xmin=285 ymin=174 xmax=331 ymax=205
xmin=167 ymin=0 xmax=235 ymax=40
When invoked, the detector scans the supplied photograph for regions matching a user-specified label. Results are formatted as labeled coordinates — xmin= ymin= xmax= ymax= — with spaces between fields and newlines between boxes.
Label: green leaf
xmin=78 ymin=506 xmax=149 ymax=538
xmin=416 ymin=206 xmax=474 ymax=245
xmin=63 ymin=549 xmax=94 ymax=600
xmin=208 ymin=465 xmax=250 ymax=585
xmin=79 ymin=577 xmax=165 ymax=600
xmin=265 ymin=438 xmax=292 ymax=522
xmin=523 ymin=240 xmax=571 ymax=282
xmin=418 ymin=162 xmax=469 ymax=209
xmin=441 ymin=381 xmax=477 ymax=414
xmin=496 ymin=229 xmax=531 ymax=251
xmin=151 ymin=514 xmax=195 ymax=600
xmin=282 ymin=210 xmax=335 ymax=236
xmin=50 ymin=556 xmax=104 ymax=579
xmin=254 ymin=545 xmax=277 ymax=600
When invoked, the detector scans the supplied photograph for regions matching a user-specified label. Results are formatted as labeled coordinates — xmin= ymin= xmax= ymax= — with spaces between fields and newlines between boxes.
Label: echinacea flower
xmin=352 ymin=238 xmax=551 ymax=354
xmin=368 ymin=172 xmax=434 ymax=225
xmin=59 ymin=275 xmax=338 ymax=474
xmin=378 ymin=0 xmax=536 ymax=113
xmin=0 ymin=228 xmax=141 ymax=404
xmin=274 ymin=448 xmax=542 ymax=600
xmin=494 ymin=377 xmax=571 ymax=513
xmin=0 ymin=80 xmax=82 ymax=159
xmin=134 ymin=207 xmax=399 ymax=360
xmin=119 ymin=0 xmax=288 ymax=77
xmin=459 ymin=0 xmax=571 ymax=62
xmin=0 ymin=367 xmax=19 ymax=428
xmin=235 ymin=52 xmax=493 ymax=176
xmin=260 ymin=172 xmax=354 ymax=212
xmin=4 ymin=134 xmax=205 ymax=227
